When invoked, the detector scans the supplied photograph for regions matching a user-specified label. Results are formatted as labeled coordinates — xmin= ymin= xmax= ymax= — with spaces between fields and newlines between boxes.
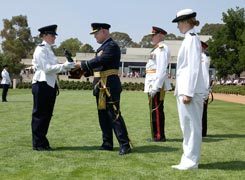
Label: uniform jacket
xmin=1 ymin=68 xmax=11 ymax=85
xmin=32 ymin=41 xmax=65 ymax=88
xmin=201 ymin=52 xmax=210 ymax=91
xmin=174 ymin=28 xmax=207 ymax=97
xmin=82 ymin=38 xmax=122 ymax=96
xmin=144 ymin=41 xmax=171 ymax=93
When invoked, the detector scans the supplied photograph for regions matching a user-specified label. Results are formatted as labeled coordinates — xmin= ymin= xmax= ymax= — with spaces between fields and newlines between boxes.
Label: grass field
xmin=0 ymin=89 xmax=244 ymax=179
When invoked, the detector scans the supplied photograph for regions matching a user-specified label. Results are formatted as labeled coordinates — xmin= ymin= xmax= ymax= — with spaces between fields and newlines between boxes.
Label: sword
xmin=100 ymin=79 xmax=133 ymax=148
xmin=100 ymin=79 xmax=119 ymax=120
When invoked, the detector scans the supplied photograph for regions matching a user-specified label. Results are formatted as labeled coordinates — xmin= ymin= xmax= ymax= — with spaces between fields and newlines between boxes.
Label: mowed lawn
xmin=0 ymin=89 xmax=244 ymax=179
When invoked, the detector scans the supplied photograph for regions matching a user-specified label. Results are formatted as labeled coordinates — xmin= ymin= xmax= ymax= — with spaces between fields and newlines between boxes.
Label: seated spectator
xmin=233 ymin=79 xmax=239 ymax=85
xmin=225 ymin=79 xmax=232 ymax=85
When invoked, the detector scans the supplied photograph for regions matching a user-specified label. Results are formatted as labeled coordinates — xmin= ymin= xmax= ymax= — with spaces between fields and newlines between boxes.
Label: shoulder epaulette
xmin=189 ymin=33 xmax=196 ymax=36
xmin=38 ymin=44 xmax=45 ymax=47
xmin=158 ymin=44 xmax=164 ymax=49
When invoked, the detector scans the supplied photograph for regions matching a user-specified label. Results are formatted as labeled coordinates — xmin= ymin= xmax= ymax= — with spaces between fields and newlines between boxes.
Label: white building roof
xmin=21 ymin=36 xmax=212 ymax=65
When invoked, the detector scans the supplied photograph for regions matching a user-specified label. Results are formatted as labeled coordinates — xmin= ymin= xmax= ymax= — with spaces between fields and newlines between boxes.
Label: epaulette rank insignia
xmin=97 ymin=50 xmax=103 ymax=56
xmin=190 ymin=33 xmax=196 ymax=36
xmin=159 ymin=44 xmax=164 ymax=49
xmin=38 ymin=44 xmax=45 ymax=47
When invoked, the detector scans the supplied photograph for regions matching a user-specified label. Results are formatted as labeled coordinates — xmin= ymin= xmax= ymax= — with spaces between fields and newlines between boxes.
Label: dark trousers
xmin=149 ymin=92 xmax=166 ymax=141
xmin=31 ymin=82 xmax=57 ymax=148
xmin=96 ymin=95 xmax=130 ymax=148
xmin=202 ymin=99 xmax=208 ymax=137
xmin=2 ymin=84 xmax=9 ymax=101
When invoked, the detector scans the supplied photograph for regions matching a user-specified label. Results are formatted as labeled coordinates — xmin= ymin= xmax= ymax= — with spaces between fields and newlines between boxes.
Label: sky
xmin=0 ymin=0 xmax=244 ymax=49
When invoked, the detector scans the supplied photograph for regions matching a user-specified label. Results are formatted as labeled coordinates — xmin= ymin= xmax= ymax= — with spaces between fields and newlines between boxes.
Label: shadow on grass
xmin=5 ymin=100 xmax=32 ymax=103
xmin=202 ymin=134 xmax=245 ymax=143
xmin=133 ymin=145 xmax=178 ymax=153
xmin=202 ymin=138 xmax=225 ymax=142
xmin=207 ymin=134 xmax=245 ymax=138
xmin=166 ymin=138 xmax=182 ymax=142
xmin=200 ymin=161 xmax=245 ymax=170
xmin=54 ymin=146 xmax=100 ymax=151
xmin=54 ymin=145 xmax=178 ymax=153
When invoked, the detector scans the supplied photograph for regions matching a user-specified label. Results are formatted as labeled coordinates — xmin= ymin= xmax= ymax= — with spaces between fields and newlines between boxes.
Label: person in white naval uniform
xmin=1 ymin=65 xmax=12 ymax=102
xmin=31 ymin=24 xmax=74 ymax=151
xmin=144 ymin=26 xmax=171 ymax=142
xmin=201 ymin=41 xmax=211 ymax=137
xmin=171 ymin=9 xmax=208 ymax=170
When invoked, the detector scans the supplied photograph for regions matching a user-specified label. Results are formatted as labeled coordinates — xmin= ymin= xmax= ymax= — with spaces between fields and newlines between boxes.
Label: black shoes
xmin=99 ymin=145 xmax=113 ymax=151
xmin=99 ymin=143 xmax=131 ymax=155
xmin=119 ymin=146 xmax=131 ymax=155
xmin=33 ymin=146 xmax=53 ymax=151
xmin=147 ymin=137 xmax=166 ymax=142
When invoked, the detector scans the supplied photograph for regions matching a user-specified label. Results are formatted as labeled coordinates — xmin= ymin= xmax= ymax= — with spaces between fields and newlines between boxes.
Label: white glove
xmin=149 ymin=88 xmax=158 ymax=97
xmin=63 ymin=61 xmax=75 ymax=70
xmin=203 ymin=92 xmax=209 ymax=100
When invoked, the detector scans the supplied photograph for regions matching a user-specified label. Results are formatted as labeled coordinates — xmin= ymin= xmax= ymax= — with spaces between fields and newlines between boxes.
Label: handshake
xmin=63 ymin=49 xmax=84 ymax=79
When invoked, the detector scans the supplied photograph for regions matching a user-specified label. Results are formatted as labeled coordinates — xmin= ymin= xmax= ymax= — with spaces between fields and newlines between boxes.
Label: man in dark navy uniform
xmin=76 ymin=23 xmax=131 ymax=155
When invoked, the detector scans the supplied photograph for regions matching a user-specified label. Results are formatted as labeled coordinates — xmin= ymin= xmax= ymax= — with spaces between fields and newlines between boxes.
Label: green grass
xmin=0 ymin=89 xmax=244 ymax=179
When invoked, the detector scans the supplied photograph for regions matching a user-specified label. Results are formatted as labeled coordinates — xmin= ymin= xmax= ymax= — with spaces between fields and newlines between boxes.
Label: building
xmin=21 ymin=36 xmax=215 ymax=81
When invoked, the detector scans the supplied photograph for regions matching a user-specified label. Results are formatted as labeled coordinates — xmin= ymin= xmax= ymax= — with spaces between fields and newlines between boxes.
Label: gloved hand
xmin=149 ymin=88 xmax=158 ymax=97
xmin=203 ymin=92 xmax=209 ymax=101
xmin=63 ymin=61 xmax=75 ymax=70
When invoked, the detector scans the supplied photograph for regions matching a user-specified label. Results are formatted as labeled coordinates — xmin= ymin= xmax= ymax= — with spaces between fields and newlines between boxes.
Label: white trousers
xmin=176 ymin=94 xmax=204 ymax=167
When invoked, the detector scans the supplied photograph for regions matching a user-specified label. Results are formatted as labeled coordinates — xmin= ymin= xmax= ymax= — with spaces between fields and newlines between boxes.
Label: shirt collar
xmin=185 ymin=28 xmax=196 ymax=37
xmin=42 ymin=40 xmax=52 ymax=48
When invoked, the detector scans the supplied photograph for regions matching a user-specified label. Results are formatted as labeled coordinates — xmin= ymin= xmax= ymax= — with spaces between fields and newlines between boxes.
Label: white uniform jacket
xmin=32 ymin=41 xmax=66 ymax=88
xmin=201 ymin=53 xmax=210 ymax=91
xmin=174 ymin=29 xmax=207 ymax=97
xmin=1 ymin=69 xmax=11 ymax=85
xmin=144 ymin=41 xmax=171 ymax=93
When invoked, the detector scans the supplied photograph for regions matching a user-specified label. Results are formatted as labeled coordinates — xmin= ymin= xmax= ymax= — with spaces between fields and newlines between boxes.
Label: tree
xmin=165 ymin=33 xmax=184 ymax=40
xmin=139 ymin=34 xmax=153 ymax=48
xmin=238 ymin=30 xmax=245 ymax=72
xmin=80 ymin=43 xmax=94 ymax=53
xmin=55 ymin=38 xmax=82 ymax=56
xmin=33 ymin=36 xmax=42 ymax=46
xmin=208 ymin=7 xmax=245 ymax=79
xmin=110 ymin=32 xmax=134 ymax=49
xmin=200 ymin=23 xmax=225 ymax=36
xmin=0 ymin=15 xmax=34 ymax=74
xmin=139 ymin=33 xmax=184 ymax=48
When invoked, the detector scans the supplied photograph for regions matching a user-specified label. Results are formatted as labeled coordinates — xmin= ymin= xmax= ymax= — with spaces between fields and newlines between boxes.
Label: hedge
xmin=16 ymin=80 xmax=144 ymax=91
xmin=16 ymin=81 xmax=244 ymax=95
xmin=212 ymin=85 xmax=245 ymax=96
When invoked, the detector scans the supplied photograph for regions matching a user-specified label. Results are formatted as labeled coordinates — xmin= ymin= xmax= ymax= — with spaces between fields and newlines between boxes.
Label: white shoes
xmin=171 ymin=164 xmax=198 ymax=170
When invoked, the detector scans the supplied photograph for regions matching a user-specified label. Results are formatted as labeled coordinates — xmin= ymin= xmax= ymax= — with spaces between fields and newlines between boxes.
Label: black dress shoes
xmin=99 ymin=145 xmax=113 ymax=151
xmin=119 ymin=146 xmax=131 ymax=155
xmin=33 ymin=146 xmax=53 ymax=151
